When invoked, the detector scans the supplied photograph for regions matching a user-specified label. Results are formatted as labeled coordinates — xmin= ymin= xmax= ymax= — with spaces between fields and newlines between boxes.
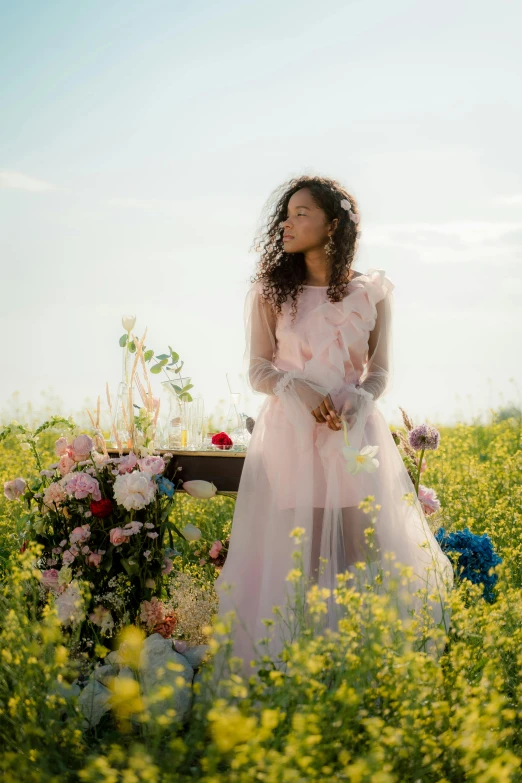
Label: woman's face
xmin=282 ymin=188 xmax=337 ymax=253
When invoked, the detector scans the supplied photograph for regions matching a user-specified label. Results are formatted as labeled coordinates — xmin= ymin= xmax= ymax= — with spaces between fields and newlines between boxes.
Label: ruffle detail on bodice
xmin=298 ymin=268 xmax=395 ymax=391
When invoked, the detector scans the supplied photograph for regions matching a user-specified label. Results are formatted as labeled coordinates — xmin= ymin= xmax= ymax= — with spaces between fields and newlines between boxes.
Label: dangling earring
xmin=324 ymin=235 xmax=335 ymax=257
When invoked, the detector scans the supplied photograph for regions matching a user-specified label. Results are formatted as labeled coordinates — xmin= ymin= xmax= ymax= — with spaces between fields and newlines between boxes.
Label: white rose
xmin=122 ymin=314 xmax=136 ymax=332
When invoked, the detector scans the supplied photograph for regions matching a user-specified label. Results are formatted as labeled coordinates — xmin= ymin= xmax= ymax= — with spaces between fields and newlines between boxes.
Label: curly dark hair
xmin=249 ymin=174 xmax=361 ymax=325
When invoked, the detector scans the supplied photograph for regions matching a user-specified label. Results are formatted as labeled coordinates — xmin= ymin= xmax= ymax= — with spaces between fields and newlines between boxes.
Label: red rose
xmin=211 ymin=431 xmax=233 ymax=450
xmin=90 ymin=499 xmax=113 ymax=518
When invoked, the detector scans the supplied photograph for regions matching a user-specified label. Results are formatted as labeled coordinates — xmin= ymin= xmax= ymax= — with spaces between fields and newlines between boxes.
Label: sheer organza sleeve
xmin=357 ymin=285 xmax=394 ymax=400
xmin=341 ymin=278 xmax=394 ymax=431
xmin=243 ymin=282 xmax=332 ymax=414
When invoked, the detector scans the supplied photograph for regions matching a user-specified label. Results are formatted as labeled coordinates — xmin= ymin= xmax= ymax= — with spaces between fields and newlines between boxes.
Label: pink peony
xmin=87 ymin=552 xmax=102 ymax=567
xmin=59 ymin=454 xmax=76 ymax=477
xmin=64 ymin=473 xmax=101 ymax=501
xmin=42 ymin=481 xmax=67 ymax=512
xmin=70 ymin=524 xmax=91 ymax=545
xmin=109 ymin=527 xmax=127 ymax=546
xmin=4 ymin=478 xmax=26 ymax=501
xmin=139 ymin=596 xmax=164 ymax=631
xmin=209 ymin=540 xmax=223 ymax=559
xmin=116 ymin=452 xmax=138 ymax=474
xmin=418 ymin=484 xmax=441 ymax=516
xmin=71 ymin=434 xmax=94 ymax=462
xmin=138 ymin=456 xmax=165 ymax=476
xmin=55 ymin=437 xmax=69 ymax=457
xmin=40 ymin=568 xmax=60 ymax=592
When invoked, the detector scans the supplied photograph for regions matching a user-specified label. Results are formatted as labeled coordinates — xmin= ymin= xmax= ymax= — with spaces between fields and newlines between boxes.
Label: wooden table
xmin=107 ymin=448 xmax=247 ymax=497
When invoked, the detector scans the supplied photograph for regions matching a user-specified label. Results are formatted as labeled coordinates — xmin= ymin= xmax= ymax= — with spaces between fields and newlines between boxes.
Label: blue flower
xmin=435 ymin=526 xmax=502 ymax=603
xmin=156 ymin=476 xmax=175 ymax=498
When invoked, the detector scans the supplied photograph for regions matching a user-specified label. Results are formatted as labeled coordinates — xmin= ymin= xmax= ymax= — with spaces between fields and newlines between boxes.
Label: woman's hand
xmin=311 ymin=394 xmax=342 ymax=431
xmin=339 ymin=390 xmax=370 ymax=432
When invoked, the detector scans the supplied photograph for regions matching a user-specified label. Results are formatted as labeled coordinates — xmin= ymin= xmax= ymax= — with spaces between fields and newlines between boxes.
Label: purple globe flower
xmin=408 ymin=424 xmax=440 ymax=451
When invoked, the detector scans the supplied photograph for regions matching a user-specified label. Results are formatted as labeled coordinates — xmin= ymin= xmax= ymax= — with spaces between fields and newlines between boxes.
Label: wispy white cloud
xmin=0 ymin=170 xmax=57 ymax=192
xmin=363 ymin=221 xmax=522 ymax=264
xmin=493 ymin=194 xmax=522 ymax=206
xmin=106 ymin=197 xmax=182 ymax=211
xmin=106 ymin=197 xmax=252 ymax=227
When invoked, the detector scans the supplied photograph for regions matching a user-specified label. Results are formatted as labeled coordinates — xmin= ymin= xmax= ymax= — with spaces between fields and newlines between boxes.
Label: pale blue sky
xmin=1 ymin=0 xmax=521 ymax=430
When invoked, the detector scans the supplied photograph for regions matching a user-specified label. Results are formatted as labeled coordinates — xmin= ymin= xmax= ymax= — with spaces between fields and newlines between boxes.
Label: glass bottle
xmin=224 ymin=392 xmax=246 ymax=446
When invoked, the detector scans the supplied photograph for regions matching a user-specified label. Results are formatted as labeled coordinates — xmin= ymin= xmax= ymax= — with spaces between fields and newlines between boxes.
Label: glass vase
xmin=111 ymin=382 xmax=136 ymax=449
xmin=161 ymin=379 xmax=185 ymax=449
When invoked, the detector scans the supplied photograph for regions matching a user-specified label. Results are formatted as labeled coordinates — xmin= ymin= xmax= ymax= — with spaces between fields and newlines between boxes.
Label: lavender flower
xmin=408 ymin=424 xmax=440 ymax=451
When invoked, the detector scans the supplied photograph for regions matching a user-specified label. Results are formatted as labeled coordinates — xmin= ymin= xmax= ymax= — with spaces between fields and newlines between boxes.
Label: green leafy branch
xmin=116 ymin=336 xmax=194 ymax=403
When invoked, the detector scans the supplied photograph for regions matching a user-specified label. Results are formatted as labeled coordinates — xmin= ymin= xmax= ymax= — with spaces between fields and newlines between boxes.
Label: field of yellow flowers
xmin=1 ymin=407 xmax=521 ymax=782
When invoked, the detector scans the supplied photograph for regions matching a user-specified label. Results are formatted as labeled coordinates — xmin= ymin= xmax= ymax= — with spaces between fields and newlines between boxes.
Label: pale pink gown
xmin=212 ymin=268 xmax=453 ymax=680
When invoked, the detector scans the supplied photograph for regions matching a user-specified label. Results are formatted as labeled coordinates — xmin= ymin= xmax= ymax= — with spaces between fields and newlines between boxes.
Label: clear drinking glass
xmin=184 ymin=396 xmax=205 ymax=450
xmin=161 ymin=377 xmax=192 ymax=449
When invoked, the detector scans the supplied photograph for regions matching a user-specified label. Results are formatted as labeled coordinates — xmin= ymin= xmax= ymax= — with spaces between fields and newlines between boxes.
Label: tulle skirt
xmin=212 ymin=391 xmax=454 ymax=681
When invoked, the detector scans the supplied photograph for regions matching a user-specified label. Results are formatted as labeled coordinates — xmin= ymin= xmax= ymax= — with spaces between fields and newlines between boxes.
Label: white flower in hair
xmin=340 ymin=197 xmax=360 ymax=226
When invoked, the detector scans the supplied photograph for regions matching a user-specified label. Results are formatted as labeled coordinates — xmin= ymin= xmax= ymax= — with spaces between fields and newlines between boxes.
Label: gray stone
xmin=92 ymin=663 xmax=118 ymax=685
xmin=181 ymin=644 xmax=211 ymax=670
xmin=105 ymin=650 xmax=122 ymax=666
xmin=118 ymin=665 xmax=136 ymax=680
xmin=78 ymin=679 xmax=112 ymax=728
xmin=138 ymin=633 xmax=194 ymax=721
xmin=54 ymin=679 xmax=81 ymax=701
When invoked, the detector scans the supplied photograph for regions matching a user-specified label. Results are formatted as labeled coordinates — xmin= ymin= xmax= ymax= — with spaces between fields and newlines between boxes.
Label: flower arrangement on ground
xmin=1 ymin=331 xmax=221 ymax=665
xmin=2 ymin=425 xmax=189 ymax=653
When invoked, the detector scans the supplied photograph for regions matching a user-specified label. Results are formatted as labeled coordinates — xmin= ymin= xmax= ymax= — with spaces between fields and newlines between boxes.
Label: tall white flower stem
xmin=342 ymin=418 xmax=351 ymax=448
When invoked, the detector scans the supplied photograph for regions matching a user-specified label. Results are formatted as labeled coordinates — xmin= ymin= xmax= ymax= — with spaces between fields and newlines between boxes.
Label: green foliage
xmin=0 ymin=545 xmax=86 ymax=780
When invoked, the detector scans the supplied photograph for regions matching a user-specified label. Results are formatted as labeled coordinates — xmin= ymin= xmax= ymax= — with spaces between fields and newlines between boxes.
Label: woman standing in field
xmin=212 ymin=174 xmax=453 ymax=679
